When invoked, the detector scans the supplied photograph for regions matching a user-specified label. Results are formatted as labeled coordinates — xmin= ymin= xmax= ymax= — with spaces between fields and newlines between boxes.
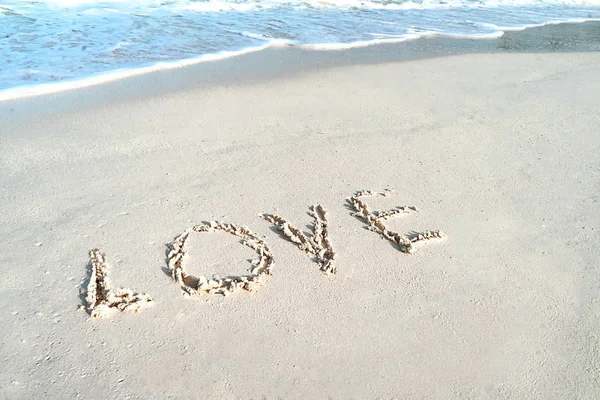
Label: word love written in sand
xmin=84 ymin=190 xmax=446 ymax=319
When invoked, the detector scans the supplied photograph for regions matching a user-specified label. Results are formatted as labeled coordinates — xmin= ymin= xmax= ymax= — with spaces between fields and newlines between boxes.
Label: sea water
xmin=1 ymin=0 xmax=600 ymax=99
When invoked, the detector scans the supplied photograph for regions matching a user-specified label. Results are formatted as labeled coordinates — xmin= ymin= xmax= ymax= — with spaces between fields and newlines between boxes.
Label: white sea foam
xmin=294 ymin=28 xmax=506 ymax=51
xmin=295 ymin=36 xmax=421 ymax=51
xmin=183 ymin=1 xmax=262 ymax=12
xmin=8 ymin=0 xmax=600 ymax=11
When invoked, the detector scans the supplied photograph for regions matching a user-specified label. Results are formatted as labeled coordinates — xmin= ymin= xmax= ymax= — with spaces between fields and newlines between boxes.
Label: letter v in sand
xmin=348 ymin=189 xmax=446 ymax=254
xmin=261 ymin=204 xmax=336 ymax=275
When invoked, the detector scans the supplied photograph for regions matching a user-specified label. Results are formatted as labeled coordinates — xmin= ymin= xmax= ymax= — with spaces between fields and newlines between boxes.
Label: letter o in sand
xmin=167 ymin=221 xmax=274 ymax=296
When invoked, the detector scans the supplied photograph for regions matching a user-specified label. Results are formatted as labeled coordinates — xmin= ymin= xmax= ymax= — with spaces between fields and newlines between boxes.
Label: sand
xmin=1 ymin=49 xmax=599 ymax=398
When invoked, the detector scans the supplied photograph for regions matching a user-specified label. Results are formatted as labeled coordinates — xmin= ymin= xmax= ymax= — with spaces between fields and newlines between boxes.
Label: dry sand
xmin=1 ymin=51 xmax=599 ymax=398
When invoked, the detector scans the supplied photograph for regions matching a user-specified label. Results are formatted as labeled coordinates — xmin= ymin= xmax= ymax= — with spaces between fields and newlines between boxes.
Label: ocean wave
xmin=0 ymin=40 xmax=289 ymax=101
xmin=495 ymin=15 xmax=600 ymax=29
xmin=1 ymin=0 xmax=600 ymax=97
xmin=6 ymin=0 xmax=600 ymax=12
xmin=1 ymin=16 xmax=598 ymax=102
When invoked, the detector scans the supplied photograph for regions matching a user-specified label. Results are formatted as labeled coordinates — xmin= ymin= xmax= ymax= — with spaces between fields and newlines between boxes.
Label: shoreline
xmin=2 ymin=20 xmax=600 ymax=118
xmin=3 ymin=5 xmax=600 ymax=104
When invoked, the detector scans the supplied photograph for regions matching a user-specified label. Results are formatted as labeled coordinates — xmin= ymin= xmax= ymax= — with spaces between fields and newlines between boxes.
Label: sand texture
xmin=1 ymin=51 xmax=599 ymax=399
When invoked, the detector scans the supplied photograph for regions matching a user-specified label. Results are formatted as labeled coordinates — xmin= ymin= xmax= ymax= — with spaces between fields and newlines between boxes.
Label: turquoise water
xmin=1 ymin=0 xmax=600 ymax=96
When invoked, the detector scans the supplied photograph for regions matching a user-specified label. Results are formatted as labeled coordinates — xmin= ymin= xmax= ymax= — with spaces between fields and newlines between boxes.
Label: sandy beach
xmin=1 ymin=29 xmax=600 ymax=398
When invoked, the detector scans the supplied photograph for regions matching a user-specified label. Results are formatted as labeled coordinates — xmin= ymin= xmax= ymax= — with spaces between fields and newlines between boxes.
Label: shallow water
xmin=1 ymin=0 xmax=600 ymax=97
